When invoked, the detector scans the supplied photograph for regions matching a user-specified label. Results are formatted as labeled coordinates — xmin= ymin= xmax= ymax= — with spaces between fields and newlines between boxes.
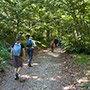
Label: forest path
xmin=0 ymin=48 xmax=81 ymax=90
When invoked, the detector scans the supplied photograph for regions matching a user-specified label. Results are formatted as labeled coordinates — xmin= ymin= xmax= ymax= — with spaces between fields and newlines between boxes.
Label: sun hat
xmin=29 ymin=36 xmax=32 ymax=39
xmin=16 ymin=36 xmax=20 ymax=41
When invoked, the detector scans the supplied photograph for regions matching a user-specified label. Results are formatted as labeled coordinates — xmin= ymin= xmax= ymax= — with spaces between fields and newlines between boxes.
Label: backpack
xmin=13 ymin=42 xmax=21 ymax=56
xmin=50 ymin=42 xmax=54 ymax=47
xmin=26 ymin=40 xmax=32 ymax=47
xmin=59 ymin=40 xmax=62 ymax=43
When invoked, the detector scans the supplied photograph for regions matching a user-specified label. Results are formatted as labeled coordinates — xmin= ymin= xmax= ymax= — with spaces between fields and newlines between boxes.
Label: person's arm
xmin=54 ymin=43 xmax=55 ymax=48
xmin=11 ymin=48 xmax=13 ymax=59
xmin=21 ymin=44 xmax=26 ymax=61
xmin=23 ymin=48 xmax=26 ymax=60
xmin=32 ymin=40 xmax=36 ymax=48
xmin=11 ymin=44 xmax=14 ymax=60
xmin=11 ymin=48 xmax=13 ymax=63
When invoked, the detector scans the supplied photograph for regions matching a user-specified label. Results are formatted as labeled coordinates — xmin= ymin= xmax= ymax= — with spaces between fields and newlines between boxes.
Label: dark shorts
xmin=13 ymin=56 xmax=23 ymax=68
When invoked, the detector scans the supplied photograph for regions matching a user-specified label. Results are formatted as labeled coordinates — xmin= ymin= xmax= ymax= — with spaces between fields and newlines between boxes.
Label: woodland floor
xmin=0 ymin=48 xmax=90 ymax=90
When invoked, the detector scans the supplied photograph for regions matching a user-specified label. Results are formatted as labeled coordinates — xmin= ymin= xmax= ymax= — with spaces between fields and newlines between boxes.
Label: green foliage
xmin=36 ymin=40 xmax=51 ymax=48
xmin=0 ymin=57 xmax=5 ymax=72
xmin=0 ymin=41 xmax=10 ymax=72
xmin=0 ymin=40 xmax=10 ymax=48
xmin=62 ymin=34 xmax=90 ymax=54
xmin=0 ymin=47 xmax=10 ymax=60
xmin=71 ymin=53 xmax=89 ymax=63
xmin=0 ymin=0 xmax=90 ymax=54
xmin=70 ymin=53 xmax=90 ymax=71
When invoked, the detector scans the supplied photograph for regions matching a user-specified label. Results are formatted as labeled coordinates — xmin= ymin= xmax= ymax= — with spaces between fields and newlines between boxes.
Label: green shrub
xmin=0 ymin=57 xmax=5 ymax=71
xmin=62 ymin=35 xmax=90 ymax=54
xmin=70 ymin=53 xmax=90 ymax=72
xmin=0 ymin=41 xmax=10 ymax=72
xmin=0 ymin=40 xmax=10 ymax=48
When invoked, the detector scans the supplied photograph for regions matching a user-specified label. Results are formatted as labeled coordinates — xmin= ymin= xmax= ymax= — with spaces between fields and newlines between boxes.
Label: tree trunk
xmin=73 ymin=17 xmax=78 ymax=39
xmin=50 ymin=31 xmax=52 ymax=40
xmin=17 ymin=18 xmax=19 ymax=37
xmin=46 ymin=30 xmax=49 ymax=41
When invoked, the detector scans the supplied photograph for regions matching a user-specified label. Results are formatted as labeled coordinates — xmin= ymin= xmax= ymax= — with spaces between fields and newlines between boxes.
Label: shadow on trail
xmin=20 ymin=48 xmax=80 ymax=90
xmin=0 ymin=48 xmax=84 ymax=90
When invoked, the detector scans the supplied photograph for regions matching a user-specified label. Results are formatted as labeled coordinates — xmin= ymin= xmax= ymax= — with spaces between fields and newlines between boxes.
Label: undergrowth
xmin=0 ymin=41 xmax=11 ymax=72
xmin=70 ymin=53 xmax=90 ymax=65
xmin=69 ymin=53 xmax=90 ymax=89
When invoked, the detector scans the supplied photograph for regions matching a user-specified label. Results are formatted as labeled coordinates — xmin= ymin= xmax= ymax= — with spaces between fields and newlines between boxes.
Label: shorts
xmin=13 ymin=56 xmax=23 ymax=68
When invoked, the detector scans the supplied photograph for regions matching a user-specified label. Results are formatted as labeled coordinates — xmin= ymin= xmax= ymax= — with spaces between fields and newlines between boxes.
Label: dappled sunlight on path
xmin=0 ymin=48 xmax=83 ymax=90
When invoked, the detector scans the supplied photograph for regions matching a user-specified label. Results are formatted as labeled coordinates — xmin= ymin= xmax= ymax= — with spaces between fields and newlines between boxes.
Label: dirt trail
xmin=0 ymin=48 xmax=81 ymax=90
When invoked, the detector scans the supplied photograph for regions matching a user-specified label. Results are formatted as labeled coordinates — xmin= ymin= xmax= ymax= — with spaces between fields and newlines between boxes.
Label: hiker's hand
xmin=22 ymin=59 xmax=25 ymax=63
xmin=11 ymin=59 xmax=13 ymax=63
xmin=24 ymin=59 xmax=26 ymax=62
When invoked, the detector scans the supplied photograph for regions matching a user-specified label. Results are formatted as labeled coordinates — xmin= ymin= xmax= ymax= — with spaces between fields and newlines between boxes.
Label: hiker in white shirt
xmin=26 ymin=36 xmax=36 ymax=67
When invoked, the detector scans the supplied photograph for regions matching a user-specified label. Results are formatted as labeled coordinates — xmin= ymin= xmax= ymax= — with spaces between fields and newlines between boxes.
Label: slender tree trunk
xmin=16 ymin=0 xmax=19 ymax=37
xmin=50 ymin=30 xmax=53 ymax=40
xmin=89 ymin=24 xmax=90 ymax=32
xmin=17 ymin=17 xmax=19 ymax=37
xmin=46 ymin=30 xmax=49 ymax=41
xmin=72 ymin=16 xmax=78 ymax=39
xmin=28 ymin=21 xmax=30 ymax=28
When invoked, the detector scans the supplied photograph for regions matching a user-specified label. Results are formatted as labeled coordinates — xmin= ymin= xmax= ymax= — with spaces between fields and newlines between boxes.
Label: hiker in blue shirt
xmin=26 ymin=36 xmax=36 ymax=67
xmin=59 ymin=39 xmax=62 ymax=48
xmin=11 ymin=36 xmax=26 ymax=80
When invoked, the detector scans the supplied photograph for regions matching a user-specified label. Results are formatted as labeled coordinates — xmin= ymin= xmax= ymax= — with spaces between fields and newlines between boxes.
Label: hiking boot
xmin=14 ymin=77 xmax=17 ymax=80
xmin=28 ymin=64 xmax=32 ymax=67
xmin=15 ymin=73 xmax=19 ymax=79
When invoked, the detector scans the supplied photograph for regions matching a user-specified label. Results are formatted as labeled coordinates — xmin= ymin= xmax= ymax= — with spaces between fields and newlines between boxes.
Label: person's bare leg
xmin=14 ymin=68 xmax=18 ymax=74
xmin=17 ymin=67 xmax=22 ymax=74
